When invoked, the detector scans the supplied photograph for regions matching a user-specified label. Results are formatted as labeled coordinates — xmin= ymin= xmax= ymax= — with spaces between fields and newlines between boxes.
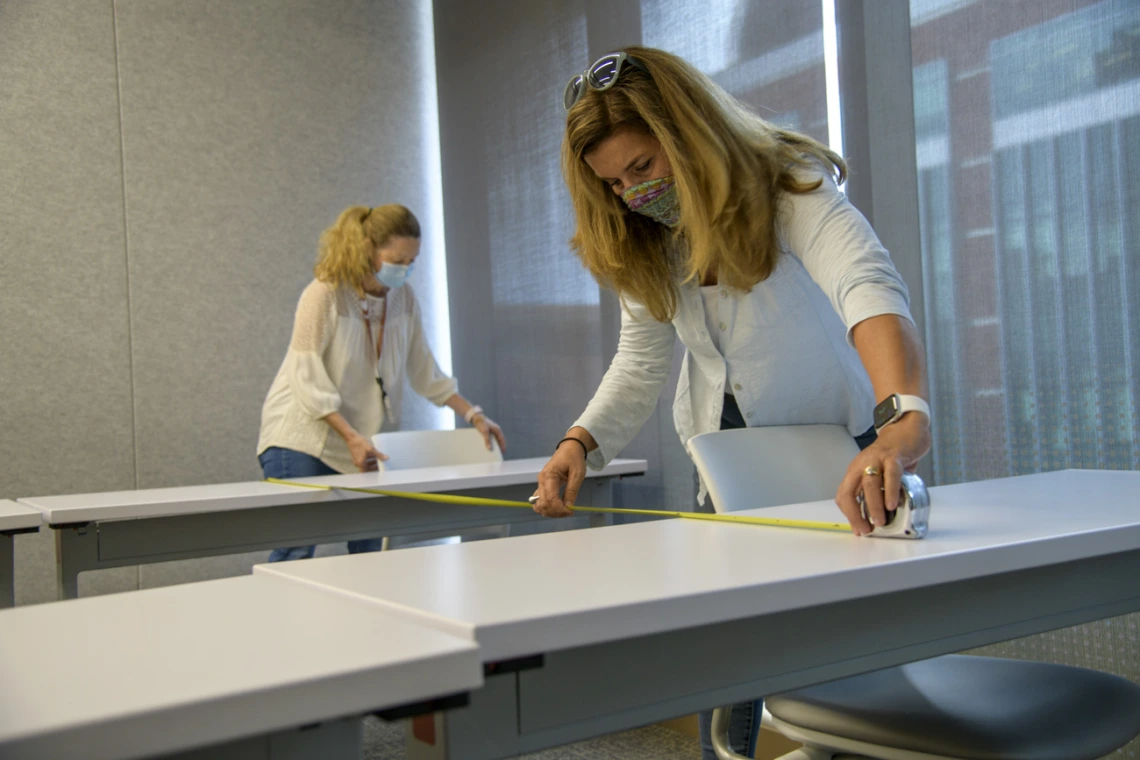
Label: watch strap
xmin=875 ymin=394 xmax=930 ymax=431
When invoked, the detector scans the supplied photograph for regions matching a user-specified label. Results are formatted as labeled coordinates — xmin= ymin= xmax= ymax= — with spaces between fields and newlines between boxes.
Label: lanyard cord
xmin=362 ymin=297 xmax=387 ymax=368
xmin=362 ymin=297 xmax=390 ymax=409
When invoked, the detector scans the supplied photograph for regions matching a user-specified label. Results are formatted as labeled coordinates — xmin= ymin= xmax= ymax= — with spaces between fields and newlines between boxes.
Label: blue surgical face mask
xmin=375 ymin=261 xmax=413 ymax=290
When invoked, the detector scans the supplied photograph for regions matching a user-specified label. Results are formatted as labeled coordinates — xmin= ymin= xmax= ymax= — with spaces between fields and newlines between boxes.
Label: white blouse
xmin=257 ymin=280 xmax=457 ymax=474
xmin=572 ymin=169 xmax=914 ymax=502
xmin=699 ymin=285 xmax=723 ymax=353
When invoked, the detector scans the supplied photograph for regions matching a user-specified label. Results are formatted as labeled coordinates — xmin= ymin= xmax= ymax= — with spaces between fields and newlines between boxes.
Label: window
xmin=912 ymin=0 xmax=1140 ymax=481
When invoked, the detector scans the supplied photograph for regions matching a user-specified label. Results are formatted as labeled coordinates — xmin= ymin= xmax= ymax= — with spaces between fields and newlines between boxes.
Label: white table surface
xmin=256 ymin=469 xmax=1140 ymax=662
xmin=0 ymin=574 xmax=482 ymax=760
xmin=0 ymin=499 xmax=41 ymax=532
xmin=18 ymin=457 xmax=647 ymax=524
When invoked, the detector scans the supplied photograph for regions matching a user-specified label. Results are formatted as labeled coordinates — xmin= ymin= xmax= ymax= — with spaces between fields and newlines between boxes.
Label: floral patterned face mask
xmin=621 ymin=176 xmax=681 ymax=227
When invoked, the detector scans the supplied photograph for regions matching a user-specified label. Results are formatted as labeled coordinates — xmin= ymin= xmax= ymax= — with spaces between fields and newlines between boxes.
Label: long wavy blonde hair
xmin=563 ymin=46 xmax=846 ymax=322
xmin=314 ymin=204 xmax=421 ymax=296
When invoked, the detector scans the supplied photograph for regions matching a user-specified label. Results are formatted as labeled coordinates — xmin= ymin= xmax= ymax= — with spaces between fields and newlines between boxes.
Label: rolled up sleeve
xmin=780 ymin=169 xmax=913 ymax=345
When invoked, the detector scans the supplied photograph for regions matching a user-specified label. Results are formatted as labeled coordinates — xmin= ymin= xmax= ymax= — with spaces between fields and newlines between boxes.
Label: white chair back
xmin=372 ymin=428 xmax=501 ymax=471
xmin=688 ymin=425 xmax=858 ymax=514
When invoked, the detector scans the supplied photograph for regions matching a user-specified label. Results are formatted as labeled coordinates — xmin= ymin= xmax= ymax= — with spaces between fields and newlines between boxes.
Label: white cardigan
xmin=257 ymin=280 xmax=457 ymax=474
xmin=573 ymin=169 xmax=914 ymax=501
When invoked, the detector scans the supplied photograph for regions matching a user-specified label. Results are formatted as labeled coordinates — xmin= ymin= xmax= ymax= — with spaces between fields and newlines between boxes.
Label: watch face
xmin=874 ymin=395 xmax=900 ymax=429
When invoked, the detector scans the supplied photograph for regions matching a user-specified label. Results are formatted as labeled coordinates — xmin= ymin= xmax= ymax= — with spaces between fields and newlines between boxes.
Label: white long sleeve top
xmin=257 ymin=279 xmax=457 ymax=474
xmin=573 ymin=169 xmax=914 ymax=501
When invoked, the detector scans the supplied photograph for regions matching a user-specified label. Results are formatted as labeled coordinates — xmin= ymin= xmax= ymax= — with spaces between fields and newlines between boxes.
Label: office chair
xmin=689 ymin=425 xmax=1140 ymax=760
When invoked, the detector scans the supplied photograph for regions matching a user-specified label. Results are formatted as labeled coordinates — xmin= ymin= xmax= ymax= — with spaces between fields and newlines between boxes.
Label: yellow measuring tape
xmin=265 ymin=477 xmax=849 ymax=533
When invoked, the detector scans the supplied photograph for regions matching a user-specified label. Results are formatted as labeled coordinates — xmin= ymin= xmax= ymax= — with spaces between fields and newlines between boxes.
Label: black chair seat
xmin=767 ymin=655 xmax=1140 ymax=760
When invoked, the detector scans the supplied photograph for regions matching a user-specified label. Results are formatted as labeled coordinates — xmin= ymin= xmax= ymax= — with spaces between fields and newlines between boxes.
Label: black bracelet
xmin=556 ymin=437 xmax=589 ymax=459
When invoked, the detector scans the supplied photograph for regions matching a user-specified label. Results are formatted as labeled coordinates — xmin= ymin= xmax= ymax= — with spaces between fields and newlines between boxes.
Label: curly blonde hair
xmin=314 ymin=204 xmax=421 ymax=296
xmin=562 ymin=46 xmax=846 ymax=322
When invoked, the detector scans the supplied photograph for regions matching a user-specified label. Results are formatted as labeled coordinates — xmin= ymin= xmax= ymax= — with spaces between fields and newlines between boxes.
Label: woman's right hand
xmin=533 ymin=439 xmax=588 ymax=518
xmin=348 ymin=435 xmax=388 ymax=472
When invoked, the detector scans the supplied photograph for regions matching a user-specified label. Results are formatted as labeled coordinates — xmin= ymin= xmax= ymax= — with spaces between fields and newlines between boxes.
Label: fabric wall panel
xmin=113 ymin=0 xmax=442 ymax=488
xmin=0 ymin=1 xmax=136 ymax=500
xmin=1 ymin=1 xmax=139 ymax=603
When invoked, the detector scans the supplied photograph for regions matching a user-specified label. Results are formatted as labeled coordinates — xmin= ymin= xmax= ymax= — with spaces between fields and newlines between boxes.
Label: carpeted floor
xmin=362 ymin=716 xmax=700 ymax=759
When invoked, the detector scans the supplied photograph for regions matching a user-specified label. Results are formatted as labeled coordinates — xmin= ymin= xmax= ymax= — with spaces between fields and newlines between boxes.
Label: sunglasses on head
xmin=563 ymin=52 xmax=649 ymax=111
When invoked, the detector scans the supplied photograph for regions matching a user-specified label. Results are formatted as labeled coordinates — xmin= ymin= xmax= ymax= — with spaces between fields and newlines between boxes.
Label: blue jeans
xmin=259 ymin=447 xmax=385 ymax=562
xmin=698 ymin=396 xmax=877 ymax=759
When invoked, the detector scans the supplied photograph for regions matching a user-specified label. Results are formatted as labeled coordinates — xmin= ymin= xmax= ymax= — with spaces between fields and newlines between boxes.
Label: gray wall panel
xmin=1 ymin=1 xmax=139 ymax=604
xmin=12 ymin=532 xmax=58 ymax=606
xmin=5 ymin=1 xmax=440 ymax=602
xmin=0 ymin=1 xmax=136 ymax=502
xmin=114 ymin=0 xmax=442 ymax=488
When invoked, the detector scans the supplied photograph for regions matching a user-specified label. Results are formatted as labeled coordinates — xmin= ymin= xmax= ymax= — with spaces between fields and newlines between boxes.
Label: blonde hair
xmin=562 ymin=46 xmax=846 ymax=322
xmin=314 ymin=204 xmax=421 ymax=296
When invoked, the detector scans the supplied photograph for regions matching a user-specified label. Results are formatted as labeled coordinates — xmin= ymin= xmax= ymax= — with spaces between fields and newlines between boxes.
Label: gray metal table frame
xmin=417 ymin=548 xmax=1140 ymax=759
xmin=2 ymin=526 xmax=39 ymax=609
xmin=48 ymin=479 xmax=622 ymax=601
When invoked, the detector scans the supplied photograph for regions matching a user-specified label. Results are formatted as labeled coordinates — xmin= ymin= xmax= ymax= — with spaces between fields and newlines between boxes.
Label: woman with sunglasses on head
xmin=531 ymin=48 xmax=930 ymax=759
xmin=257 ymin=204 xmax=506 ymax=562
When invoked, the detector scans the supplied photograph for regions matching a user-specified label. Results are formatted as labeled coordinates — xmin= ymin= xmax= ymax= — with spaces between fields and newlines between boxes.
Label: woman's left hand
xmin=835 ymin=414 xmax=931 ymax=536
xmin=472 ymin=413 xmax=507 ymax=453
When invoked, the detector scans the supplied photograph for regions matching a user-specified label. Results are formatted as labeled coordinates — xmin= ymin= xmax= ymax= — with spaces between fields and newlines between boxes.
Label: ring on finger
xmin=863 ymin=465 xmax=881 ymax=478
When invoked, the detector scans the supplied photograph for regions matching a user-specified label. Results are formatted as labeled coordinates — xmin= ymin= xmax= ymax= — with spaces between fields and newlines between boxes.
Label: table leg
xmin=406 ymin=673 xmax=520 ymax=760
xmin=588 ymin=477 xmax=615 ymax=528
xmin=0 ymin=534 xmax=13 ymax=608
xmin=55 ymin=524 xmax=99 ymax=601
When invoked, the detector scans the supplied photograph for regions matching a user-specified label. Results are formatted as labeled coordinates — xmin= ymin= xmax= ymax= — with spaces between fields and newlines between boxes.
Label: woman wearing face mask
xmin=257 ymin=204 xmax=505 ymax=562
xmin=531 ymin=48 xmax=930 ymax=759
